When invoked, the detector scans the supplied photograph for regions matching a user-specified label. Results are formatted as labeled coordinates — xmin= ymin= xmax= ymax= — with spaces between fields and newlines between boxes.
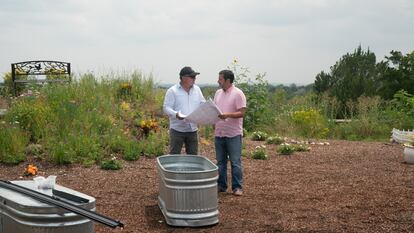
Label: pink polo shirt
xmin=214 ymin=85 xmax=247 ymax=137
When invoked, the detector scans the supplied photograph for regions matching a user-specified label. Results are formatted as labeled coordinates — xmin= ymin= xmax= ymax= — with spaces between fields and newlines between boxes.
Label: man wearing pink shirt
xmin=214 ymin=70 xmax=247 ymax=196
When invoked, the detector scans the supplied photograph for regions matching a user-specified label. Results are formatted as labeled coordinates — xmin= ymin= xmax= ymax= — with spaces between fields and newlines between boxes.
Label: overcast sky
xmin=0 ymin=0 xmax=413 ymax=85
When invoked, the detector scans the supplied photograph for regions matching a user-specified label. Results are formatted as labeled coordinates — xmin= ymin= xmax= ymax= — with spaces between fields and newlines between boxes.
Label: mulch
xmin=1 ymin=139 xmax=413 ymax=233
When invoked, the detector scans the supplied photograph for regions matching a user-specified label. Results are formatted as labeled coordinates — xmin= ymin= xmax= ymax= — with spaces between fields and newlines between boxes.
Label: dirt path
xmin=1 ymin=140 xmax=413 ymax=232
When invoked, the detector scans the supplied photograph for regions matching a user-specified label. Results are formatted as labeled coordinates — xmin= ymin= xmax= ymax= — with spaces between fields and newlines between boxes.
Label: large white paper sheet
xmin=178 ymin=100 xmax=222 ymax=125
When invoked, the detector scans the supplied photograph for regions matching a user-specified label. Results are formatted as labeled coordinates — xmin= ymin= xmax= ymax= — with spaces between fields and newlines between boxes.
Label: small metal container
xmin=157 ymin=154 xmax=219 ymax=227
xmin=0 ymin=180 xmax=95 ymax=233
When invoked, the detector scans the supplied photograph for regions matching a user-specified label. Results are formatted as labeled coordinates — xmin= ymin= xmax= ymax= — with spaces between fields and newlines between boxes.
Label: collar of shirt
xmin=223 ymin=84 xmax=234 ymax=93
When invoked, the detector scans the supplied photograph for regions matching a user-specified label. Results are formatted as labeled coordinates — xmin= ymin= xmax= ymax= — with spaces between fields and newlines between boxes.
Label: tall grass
xmin=2 ymin=71 xmax=168 ymax=166
xmin=0 ymin=124 xmax=29 ymax=164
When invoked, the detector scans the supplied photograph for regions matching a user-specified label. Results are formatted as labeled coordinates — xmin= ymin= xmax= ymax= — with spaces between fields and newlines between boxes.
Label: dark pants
xmin=169 ymin=129 xmax=198 ymax=155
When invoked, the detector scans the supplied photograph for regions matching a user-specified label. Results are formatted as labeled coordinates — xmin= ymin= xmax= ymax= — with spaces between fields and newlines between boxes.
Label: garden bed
xmin=0 ymin=139 xmax=413 ymax=232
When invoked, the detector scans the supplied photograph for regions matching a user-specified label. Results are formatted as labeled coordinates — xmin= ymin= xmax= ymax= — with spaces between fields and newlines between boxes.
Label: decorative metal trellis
xmin=11 ymin=60 xmax=71 ymax=96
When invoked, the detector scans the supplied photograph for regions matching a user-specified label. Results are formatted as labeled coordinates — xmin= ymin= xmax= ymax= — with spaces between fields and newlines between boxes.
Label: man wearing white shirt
xmin=163 ymin=66 xmax=206 ymax=155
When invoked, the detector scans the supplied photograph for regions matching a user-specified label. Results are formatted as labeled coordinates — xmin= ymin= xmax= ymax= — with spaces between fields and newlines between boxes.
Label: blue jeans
xmin=215 ymin=135 xmax=243 ymax=191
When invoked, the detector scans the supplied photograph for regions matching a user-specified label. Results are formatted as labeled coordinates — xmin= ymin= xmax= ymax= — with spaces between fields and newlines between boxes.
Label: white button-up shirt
xmin=163 ymin=83 xmax=206 ymax=132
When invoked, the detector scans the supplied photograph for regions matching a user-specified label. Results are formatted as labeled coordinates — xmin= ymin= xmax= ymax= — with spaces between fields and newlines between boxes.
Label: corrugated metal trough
xmin=0 ymin=180 xmax=95 ymax=233
xmin=156 ymin=154 xmax=219 ymax=227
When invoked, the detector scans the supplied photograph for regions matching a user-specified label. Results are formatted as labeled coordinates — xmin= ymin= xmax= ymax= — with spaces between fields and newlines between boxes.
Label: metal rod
xmin=0 ymin=180 xmax=124 ymax=229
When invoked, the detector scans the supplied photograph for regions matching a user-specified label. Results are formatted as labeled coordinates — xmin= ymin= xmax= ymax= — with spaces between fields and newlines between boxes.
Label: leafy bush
xmin=266 ymin=136 xmax=284 ymax=145
xmin=6 ymin=99 xmax=52 ymax=142
xmin=106 ymin=133 xmax=130 ymax=153
xmin=25 ymin=144 xmax=44 ymax=159
xmin=101 ymin=158 xmax=122 ymax=170
xmin=291 ymin=109 xmax=329 ymax=138
xmin=251 ymin=145 xmax=268 ymax=160
xmin=65 ymin=134 xmax=103 ymax=166
xmin=277 ymin=143 xmax=295 ymax=155
xmin=0 ymin=125 xmax=29 ymax=164
xmin=230 ymin=61 xmax=272 ymax=131
xmin=143 ymin=132 xmax=167 ymax=157
xmin=47 ymin=141 xmax=73 ymax=165
xmin=294 ymin=144 xmax=311 ymax=152
xmin=123 ymin=141 xmax=143 ymax=161
xmin=251 ymin=131 xmax=268 ymax=141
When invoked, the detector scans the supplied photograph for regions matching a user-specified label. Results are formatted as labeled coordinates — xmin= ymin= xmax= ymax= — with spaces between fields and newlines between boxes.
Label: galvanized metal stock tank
xmin=156 ymin=154 xmax=219 ymax=227
xmin=0 ymin=180 xmax=95 ymax=233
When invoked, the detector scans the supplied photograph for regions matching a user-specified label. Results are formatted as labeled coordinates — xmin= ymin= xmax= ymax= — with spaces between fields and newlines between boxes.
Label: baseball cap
xmin=179 ymin=66 xmax=200 ymax=77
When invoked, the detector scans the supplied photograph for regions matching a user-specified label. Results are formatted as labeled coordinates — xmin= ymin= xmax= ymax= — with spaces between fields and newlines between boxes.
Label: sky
xmin=0 ymin=0 xmax=413 ymax=85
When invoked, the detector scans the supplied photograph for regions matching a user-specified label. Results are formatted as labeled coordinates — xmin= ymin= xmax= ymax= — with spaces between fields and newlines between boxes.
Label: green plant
xmin=106 ymin=132 xmax=130 ymax=153
xmin=48 ymin=141 xmax=73 ymax=165
xmin=277 ymin=143 xmax=295 ymax=155
xmin=66 ymin=134 xmax=103 ymax=166
xmin=101 ymin=157 xmax=122 ymax=170
xmin=251 ymin=131 xmax=268 ymax=141
xmin=143 ymin=131 xmax=167 ymax=157
xmin=0 ymin=125 xmax=29 ymax=164
xmin=25 ymin=144 xmax=44 ymax=159
xmin=251 ymin=145 xmax=268 ymax=160
xmin=117 ymin=82 xmax=133 ymax=99
xmin=230 ymin=60 xmax=272 ymax=131
xmin=291 ymin=109 xmax=329 ymax=138
xmin=123 ymin=141 xmax=143 ymax=161
xmin=294 ymin=144 xmax=311 ymax=152
xmin=6 ymin=99 xmax=52 ymax=142
xmin=266 ymin=136 xmax=284 ymax=145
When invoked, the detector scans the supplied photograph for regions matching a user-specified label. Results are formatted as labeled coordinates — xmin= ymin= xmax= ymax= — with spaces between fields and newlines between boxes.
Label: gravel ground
xmin=1 ymin=139 xmax=413 ymax=233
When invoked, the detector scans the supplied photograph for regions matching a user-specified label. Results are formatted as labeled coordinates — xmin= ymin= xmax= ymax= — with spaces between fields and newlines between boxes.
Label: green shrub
xmin=25 ymin=144 xmax=44 ymax=159
xmin=101 ymin=158 xmax=122 ymax=170
xmin=294 ymin=144 xmax=311 ymax=152
xmin=251 ymin=131 xmax=268 ymax=141
xmin=291 ymin=109 xmax=329 ymax=138
xmin=46 ymin=134 xmax=103 ymax=165
xmin=66 ymin=134 xmax=103 ymax=166
xmin=106 ymin=133 xmax=130 ymax=153
xmin=123 ymin=141 xmax=143 ymax=161
xmin=241 ymin=149 xmax=248 ymax=157
xmin=0 ymin=125 xmax=29 ymax=164
xmin=6 ymin=99 xmax=52 ymax=142
xmin=277 ymin=143 xmax=295 ymax=155
xmin=48 ymin=141 xmax=73 ymax=165
xmin=266 ymin=136 xmax=284 ymax=145
xmin=143 ymin=132 xmax=167 ymax=157
xmin=232 ymin=62 xmax=272 ymax=131
xmin=251 ymin=145 xmax=268 ymax=160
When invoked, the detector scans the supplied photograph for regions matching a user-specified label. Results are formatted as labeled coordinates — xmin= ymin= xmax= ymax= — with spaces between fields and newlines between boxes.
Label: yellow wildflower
xmin=120 ymin=101 xmax=130 ymax=111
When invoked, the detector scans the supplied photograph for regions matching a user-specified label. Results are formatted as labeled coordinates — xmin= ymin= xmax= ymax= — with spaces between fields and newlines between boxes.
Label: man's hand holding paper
xmin=181 ymin=100 xmax=223 ymax=125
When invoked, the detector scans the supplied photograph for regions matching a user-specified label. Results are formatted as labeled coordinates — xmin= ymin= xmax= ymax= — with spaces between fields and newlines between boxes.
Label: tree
xmin=377 ymin=50 xmax=414 ymax=99
xmin=314 ymin=71 xmax=332 ymax=94
xmin=329 ymin=45 xmax=378 ymax=103
xmin=313 ymin=46 xmax=380 ymax=117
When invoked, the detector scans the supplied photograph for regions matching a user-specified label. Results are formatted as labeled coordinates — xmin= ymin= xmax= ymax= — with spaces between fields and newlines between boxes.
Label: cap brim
xmin=185 ymin=72 xmax=200 ymax=76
